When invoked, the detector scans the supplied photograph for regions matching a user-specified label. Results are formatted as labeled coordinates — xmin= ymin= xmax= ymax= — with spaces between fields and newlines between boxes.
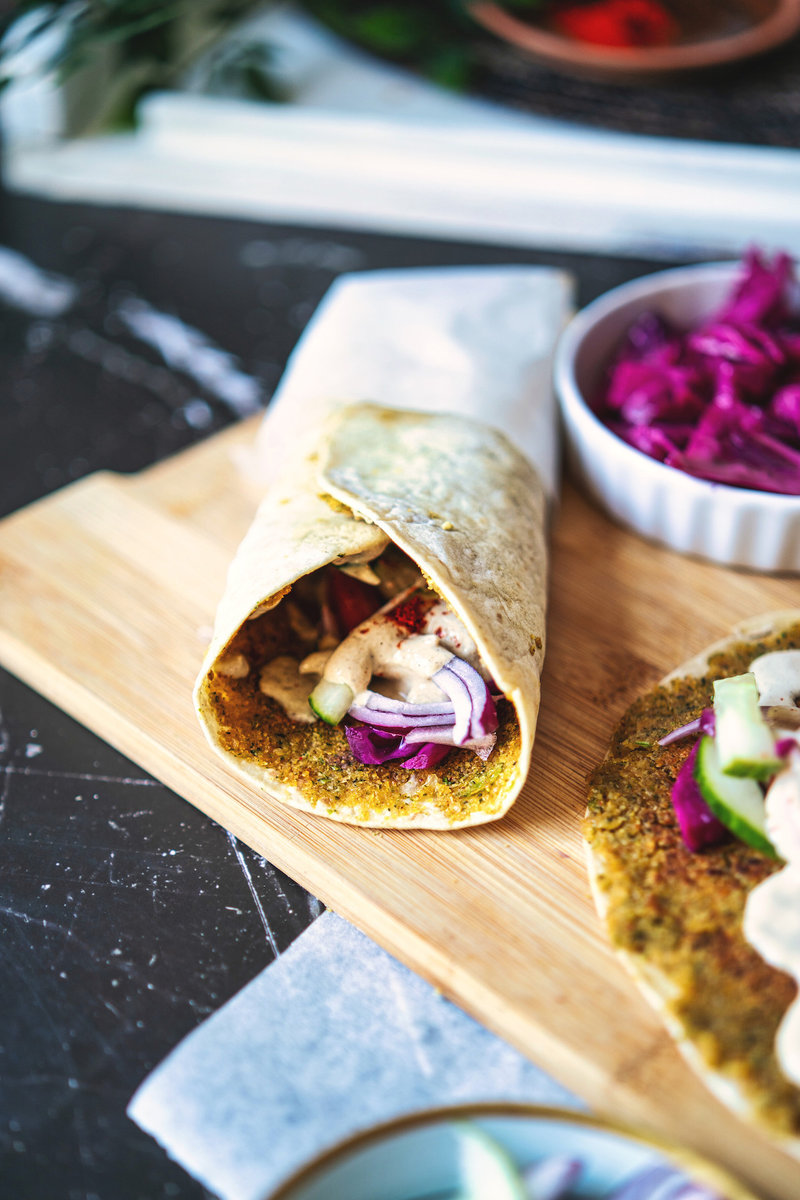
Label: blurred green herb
xmin=300 ymin=0 xmax=549 ymax=90
xmin=0 ymin=0 xmax=266 ymax=121
xmin=301 ymin=0 xmax=476 ymax=89
xmin=0 ymin=0 xmax=556 ymax=134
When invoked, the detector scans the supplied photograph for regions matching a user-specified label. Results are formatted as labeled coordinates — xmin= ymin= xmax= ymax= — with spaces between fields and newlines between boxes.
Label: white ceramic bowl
xmin=554 ymin=262 xmax=800 ymax=573
xmin=267 ymin=1103 xmax=757 ymax=1200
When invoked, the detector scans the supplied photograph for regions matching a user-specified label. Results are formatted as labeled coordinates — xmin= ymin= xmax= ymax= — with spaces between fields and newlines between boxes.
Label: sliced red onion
xmin=358 ymin=690 xmax=453 ymax=716
xmin=432 ymin=660 xmax=497 ymax=745
xmin=607 ymin=1164 xmax=678 ymax=1200
xmin=607 ymin=1163 xmax=724 ymax=1200
xmin=659 ymin=703 xmax=800 ymax=750
xmin=343 ymin=656 xmax=499 ymax=769
xmin=445 ymin=657 xmax=499 ymax=737
xmin=344 ymin=719 xmax=496 ymax=769
xmin=523 ymin=1155 xmax=582 ymax=1200
xmin=347 ymin=705 xmax=454 ymax=729
xmin=403 ymin=726 xmax=497 ymax=753
xmin=432 ymin=663 xmax=472 ymax=744
xmin=671 ymin=741 xmax=728 ymax=852
xmin=670 ymin=1185 xmax=727 ymax=1200
xmin=658 ymin=708 xmax=715 ymax=746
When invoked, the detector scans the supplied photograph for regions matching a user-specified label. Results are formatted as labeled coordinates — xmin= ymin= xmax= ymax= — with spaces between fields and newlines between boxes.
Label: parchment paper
xmin=128 ymin=912 xmax=581 ymax=1200
xmin=246 ymin=264 xmax=574 ymax=496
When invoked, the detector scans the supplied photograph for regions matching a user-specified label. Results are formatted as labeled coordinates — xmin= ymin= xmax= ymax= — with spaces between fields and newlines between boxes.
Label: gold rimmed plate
xmin=267 ymin=1103 xmax=759 ymax=1199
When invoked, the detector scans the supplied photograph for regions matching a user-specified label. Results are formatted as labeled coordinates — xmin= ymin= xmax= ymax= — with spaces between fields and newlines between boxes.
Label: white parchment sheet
xmin=128 ymin=912 xmax=580 ymax=1200
xmin=247 ymin=264 xmax=574 ymax=496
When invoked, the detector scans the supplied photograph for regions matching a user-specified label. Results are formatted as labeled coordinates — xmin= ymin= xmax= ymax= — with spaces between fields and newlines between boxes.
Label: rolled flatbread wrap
xmin=194 ymin=403 xmax=548 ymax=828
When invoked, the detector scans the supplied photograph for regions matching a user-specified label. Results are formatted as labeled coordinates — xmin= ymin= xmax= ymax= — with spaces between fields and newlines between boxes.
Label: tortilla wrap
xmin=194 ymin=402 xmax=548 ymax=828
xmin=584 ymin=611 xmax=800 ymax=1152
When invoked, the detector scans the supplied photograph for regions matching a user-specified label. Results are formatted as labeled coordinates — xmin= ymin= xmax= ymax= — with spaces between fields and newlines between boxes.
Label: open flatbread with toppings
xmin=584 ymin=611 xmax=800 ymax=1153
xmin=194 ymin=402 xmax=548 ymax=828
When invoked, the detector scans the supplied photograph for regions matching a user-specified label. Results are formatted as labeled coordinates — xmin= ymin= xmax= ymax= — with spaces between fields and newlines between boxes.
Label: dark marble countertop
xmin=0 ymin=185 xmax=675 ymax=1200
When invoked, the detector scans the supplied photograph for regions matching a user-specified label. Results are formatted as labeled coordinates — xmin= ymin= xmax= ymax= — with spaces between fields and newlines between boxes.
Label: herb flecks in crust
xmin=206 ymin=606 xmax=520 ymax=824
xmin=585 ymin=623 xmax=800 ymax=1138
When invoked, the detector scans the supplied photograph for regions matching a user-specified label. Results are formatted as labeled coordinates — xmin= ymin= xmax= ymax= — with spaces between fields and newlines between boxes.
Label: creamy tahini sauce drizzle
xmin=320 ymin=598 xmax=480 ymax=705
xmin=216 ymin=653 xmax=250 ymax=679
xmin=424 ymin=602 xmax=483 ymax=671
xmin=751 ymin=649 xmax=800 ymax=708
xmin=259 ymin=656 xmax=317 ymax=724
xmin=743 ymin=650 xmax=800 ymax=1086
xmin=260 ymin=591 xmax=482 ymax=719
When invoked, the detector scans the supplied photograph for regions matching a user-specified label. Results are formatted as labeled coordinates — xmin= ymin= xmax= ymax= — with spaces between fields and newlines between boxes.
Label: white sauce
xmin=750 ymin=650 xmax=800 ymax=707
xmin=259 ymin=656 xmax=317 ymax=724
xmin=368 ymin=634 xmax=453 ymax=704
xmin=216 ymin=653 xmax=250 ymax=679
xmin=319 ymin=598 xmax=479 ymax=703
xmin=743 ymin=854 xmax=800 ymax=1086
xmin=424 ymin=602 xmax=483 ymax=675
xmin=256 ymin=589 xmax=484 ymax=727
xmin=743 ymin=651 xmax=800 ymax=1086
xmin=763 ymin=763 xmax=800 ymax=864
xmin=299 ymin=649 xmax=334 ymax=676
xmin=322 ymin=620 xmax=448 ymax=698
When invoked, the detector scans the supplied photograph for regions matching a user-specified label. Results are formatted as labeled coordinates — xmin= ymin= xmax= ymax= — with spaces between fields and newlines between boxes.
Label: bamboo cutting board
xmin=2 ymin=416 xmax=800 ymax=1199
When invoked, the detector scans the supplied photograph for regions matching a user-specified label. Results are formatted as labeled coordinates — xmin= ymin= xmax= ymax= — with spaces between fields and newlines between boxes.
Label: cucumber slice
xmin=307 ymin=679 xmax=354 ymax=725
xmin=695 ymin=734 xmax=777 ymax=857
xmin=713 ymin=672 xmax=782 ymax=780
xmin=454 ymin=1124 xmax=527 ymax=1200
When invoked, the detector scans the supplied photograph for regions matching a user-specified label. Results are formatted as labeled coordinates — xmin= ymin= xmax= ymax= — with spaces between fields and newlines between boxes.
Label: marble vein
xmin=226 ymin=832 xmax=278 ymax=958
xmin=4 ymin=765 xmax=160 ymax=786
xmin=117 ymin=296 xmax=262 ymax=417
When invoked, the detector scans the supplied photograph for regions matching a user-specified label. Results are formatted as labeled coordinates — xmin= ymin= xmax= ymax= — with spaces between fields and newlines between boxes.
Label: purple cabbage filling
xmin=343 ymin=723 xmax=451 ymax=770
xmin=671 ymin=741 xmax=729 ymax=853
xmin=343 ymin=657 xmax=498 ymax=770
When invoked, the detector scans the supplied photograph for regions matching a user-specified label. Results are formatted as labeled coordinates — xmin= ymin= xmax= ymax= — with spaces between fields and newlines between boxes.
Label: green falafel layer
xmin=585 ymin=614 xmax=800 ymax=1151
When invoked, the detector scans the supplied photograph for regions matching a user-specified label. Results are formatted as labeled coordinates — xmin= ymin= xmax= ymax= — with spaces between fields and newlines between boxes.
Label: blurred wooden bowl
xmin=467 ymin=0 xmax=800 ymax=81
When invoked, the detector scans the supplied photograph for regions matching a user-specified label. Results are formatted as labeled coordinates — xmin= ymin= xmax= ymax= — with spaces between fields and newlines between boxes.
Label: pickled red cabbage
xmin=595 ymin=250 xmax=800 ymax=494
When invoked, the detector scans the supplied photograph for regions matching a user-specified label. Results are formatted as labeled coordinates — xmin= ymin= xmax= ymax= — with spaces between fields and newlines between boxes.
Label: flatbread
xmin=584 ymin=611 xmax=800 ymax=1152
xmin=194 ymin=403 xmax=548 ymax=828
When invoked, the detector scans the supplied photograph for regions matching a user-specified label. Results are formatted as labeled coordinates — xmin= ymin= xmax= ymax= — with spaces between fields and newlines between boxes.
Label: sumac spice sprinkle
xmin=389 ymin=592 xmax=431 ymax=634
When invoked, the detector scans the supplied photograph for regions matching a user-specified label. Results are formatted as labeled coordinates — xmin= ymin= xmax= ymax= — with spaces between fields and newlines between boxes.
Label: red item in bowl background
xmin=552 ymin=0 xmax=679 ymax=48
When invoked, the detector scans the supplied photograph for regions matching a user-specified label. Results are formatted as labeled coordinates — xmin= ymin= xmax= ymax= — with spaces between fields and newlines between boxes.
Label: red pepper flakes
xmin=389 ymin=593 xmax=430 ymax=634
xmin=552 ymin=0 xmax=679 ymax=48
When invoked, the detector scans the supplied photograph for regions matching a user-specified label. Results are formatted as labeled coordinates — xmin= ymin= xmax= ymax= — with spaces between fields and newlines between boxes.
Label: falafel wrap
xmin=194 ymin=266 xmax=572 ymax=828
